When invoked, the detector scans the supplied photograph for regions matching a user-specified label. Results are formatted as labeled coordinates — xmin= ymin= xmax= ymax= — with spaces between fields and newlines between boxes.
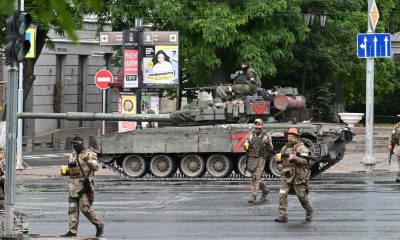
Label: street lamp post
xmin=301 ymin=11 xmax=327 ymax=95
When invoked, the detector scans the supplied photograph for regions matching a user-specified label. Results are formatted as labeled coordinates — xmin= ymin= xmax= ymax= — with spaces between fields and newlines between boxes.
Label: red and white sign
xmin=94 ymin=69 xmax=113 ymax=90
xmin=123 ymin=49 xmax=139 ymax=88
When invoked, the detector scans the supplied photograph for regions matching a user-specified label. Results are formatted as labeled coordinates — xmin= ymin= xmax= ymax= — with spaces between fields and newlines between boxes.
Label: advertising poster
xmin=118 ymin=94 xmax=137 ymax=132
xmin=141 ymin=91 xmax=160 ymax=128
xmin=143 ymin=45 xmax=179 ymax=87
xmin=123 ymin=49 xmax=139 ymax=88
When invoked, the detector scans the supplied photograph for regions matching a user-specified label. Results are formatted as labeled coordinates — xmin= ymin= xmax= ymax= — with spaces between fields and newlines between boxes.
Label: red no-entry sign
xmin=94 ymin=69 xmax=113 ymax=90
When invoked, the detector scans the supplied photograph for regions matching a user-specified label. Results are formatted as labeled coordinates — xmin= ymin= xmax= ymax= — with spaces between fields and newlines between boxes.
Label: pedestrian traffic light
xmin=5 ymin=11 xmax=32 ymax=64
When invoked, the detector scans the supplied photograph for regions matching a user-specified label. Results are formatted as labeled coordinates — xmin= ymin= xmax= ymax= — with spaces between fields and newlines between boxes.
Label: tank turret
xmin=171 ymin=86 xmax=311 ymax=126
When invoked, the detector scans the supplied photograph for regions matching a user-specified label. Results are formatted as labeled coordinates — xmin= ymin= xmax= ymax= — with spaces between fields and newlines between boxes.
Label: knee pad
xmin=279 ymin=189 xmax=288 ymax=197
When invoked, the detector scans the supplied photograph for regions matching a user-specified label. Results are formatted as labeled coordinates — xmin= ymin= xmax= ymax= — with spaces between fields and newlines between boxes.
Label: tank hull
xmin=97 ymin=122 xmax=354 ymax=179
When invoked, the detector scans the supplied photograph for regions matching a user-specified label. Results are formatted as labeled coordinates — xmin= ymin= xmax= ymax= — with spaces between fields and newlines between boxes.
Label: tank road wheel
xmin=150 ymin=155 xmax=176 ymax=178
xmin=268 ymin=154 xmax=282 ymax=178
xmin=122 ymin=155 xmax=148 ymax=178
xmin=206 ymin=154 xmax=232 ymax=178
xmin=180 ymin=154 xmax=205 ymax=178
xmin=237 ymin=155 xmax=251 ymax=177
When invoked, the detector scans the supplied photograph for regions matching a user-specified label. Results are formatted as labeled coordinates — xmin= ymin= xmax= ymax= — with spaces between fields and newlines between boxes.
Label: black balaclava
xmin=241 ymin=62 xmax=250 ymax=72
xmin=72 ymin=134 xmax=85 ymax=153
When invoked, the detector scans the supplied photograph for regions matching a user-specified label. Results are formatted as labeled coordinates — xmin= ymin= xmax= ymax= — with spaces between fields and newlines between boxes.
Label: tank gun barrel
xmin=17 ymin=112 xmax=173 ymax=122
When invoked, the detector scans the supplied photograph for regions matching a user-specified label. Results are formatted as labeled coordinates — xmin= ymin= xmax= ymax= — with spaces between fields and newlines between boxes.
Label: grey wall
xmin=25 ymin=19 xmax=119 ymax=136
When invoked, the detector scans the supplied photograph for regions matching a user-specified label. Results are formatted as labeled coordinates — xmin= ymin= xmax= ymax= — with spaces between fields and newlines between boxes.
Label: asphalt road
xmin=13 ymin=177 xmax=400 ymax=240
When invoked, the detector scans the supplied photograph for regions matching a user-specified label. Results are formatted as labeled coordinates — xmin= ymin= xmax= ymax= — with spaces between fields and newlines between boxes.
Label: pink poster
xmin=123 ymin=49 xmax=139 ymax=88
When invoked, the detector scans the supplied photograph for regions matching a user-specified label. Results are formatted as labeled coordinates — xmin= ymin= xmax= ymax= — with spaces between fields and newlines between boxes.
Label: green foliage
xmin=307 ymin=83 xmax=336 ymax=122
xmin=0 ymin=0 xmax=103 ymax=43
xmin=96 ymin=0 xmax=308 ymax=88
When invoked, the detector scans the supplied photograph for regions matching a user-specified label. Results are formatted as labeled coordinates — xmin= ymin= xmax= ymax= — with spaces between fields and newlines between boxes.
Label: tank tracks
xmin=99 ymin=161 xmax=279 ymax=181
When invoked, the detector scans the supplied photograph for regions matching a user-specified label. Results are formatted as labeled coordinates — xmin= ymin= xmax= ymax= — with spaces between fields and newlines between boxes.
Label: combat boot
xmin=60 ymin=231 xmax=76 ymax=237
xmin=396 ymin=178 xmax=400 ymax=183
xmin=306 ymin=210 xmax=314 ymax=221
xmin=274 ymin=215 xmax=288 ymax=222
xmin=248 ymin=195 xmax=257 ymax=203
xmin=96 ymin=223 xmax=104 ymax=237
xmin=260 ymin=190 xmax=270 ymax=201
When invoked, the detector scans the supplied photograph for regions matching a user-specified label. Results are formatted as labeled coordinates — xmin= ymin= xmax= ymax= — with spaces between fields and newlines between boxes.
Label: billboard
xmin=143 ymin=45 xmax=179 ymax=87
xmin=141 ymin=91 xmax=160 ymax=128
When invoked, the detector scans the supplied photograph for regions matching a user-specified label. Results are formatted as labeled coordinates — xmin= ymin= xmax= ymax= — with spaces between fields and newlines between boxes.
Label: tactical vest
xmin=235 ymin=75 xmax=247 ymax=84
xmin=248 ymin=132 xmax=267 ymax=158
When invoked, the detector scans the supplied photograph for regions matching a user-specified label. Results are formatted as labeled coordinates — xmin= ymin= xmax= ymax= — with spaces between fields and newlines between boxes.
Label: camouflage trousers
xmin=397 ymin=157 xmax=400 ymax=180
xmin=278 ymin=180 xmax=313 ymax=217
xmin=250 ymin=158 xmax=269 ymax=197
xmin=232 ymin=84 xmax=251 ymax=99
xmin=68 ymin=194 xmax=102 ymax=234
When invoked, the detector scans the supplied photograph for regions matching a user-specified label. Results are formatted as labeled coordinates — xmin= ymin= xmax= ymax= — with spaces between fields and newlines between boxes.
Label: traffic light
xmin=5 ymin=11 xmax=32 ymax=64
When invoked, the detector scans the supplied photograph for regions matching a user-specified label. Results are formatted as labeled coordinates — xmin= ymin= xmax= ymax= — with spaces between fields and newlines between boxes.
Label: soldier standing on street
xmin=274 ymin=128 xmax=314 ymax=222
xmin=61 ymin=134 xmax=104 ymax=237
xmin=244 ymin=118 xmax=273 ymax=203
xmin=387 ymin=116 xmax=400 ymax=182
xmin=0 ymin=148 xmax=5 ymax=209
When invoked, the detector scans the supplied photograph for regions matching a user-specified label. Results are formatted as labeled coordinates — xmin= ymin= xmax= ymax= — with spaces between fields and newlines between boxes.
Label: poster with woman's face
xmin=143 ymin=45 xmax=179 ymax=86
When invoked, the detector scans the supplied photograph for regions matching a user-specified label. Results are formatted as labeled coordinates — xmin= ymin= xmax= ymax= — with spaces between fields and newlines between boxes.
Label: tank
xmin=96 ymin=87 xmax=354 ymax=179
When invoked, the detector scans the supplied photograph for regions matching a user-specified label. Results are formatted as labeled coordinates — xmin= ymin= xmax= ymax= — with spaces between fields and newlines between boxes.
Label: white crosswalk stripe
xmin=22 ymin=152 xmax=70 ymax=159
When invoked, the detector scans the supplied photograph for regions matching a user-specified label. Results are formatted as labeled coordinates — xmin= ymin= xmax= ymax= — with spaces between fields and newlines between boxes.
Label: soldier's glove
xmin=68 ymin=159 xmax=77 ymax=167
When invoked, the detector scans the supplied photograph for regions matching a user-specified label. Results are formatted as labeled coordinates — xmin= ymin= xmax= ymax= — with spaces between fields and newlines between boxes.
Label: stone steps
xmin=346 ymin=127 xmax=390 ymax=154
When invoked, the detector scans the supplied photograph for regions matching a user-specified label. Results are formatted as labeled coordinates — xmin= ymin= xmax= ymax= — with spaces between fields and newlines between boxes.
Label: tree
xmin=0 ymin=0 xmax=102 ymax=101
xmin=96 ymin=0 xmax=308 ymax=88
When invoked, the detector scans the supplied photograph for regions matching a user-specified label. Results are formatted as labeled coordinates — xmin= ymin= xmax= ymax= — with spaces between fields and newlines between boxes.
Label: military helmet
xmin=284 ymin=127 xmax=299 ymax=137
xmin=241 ymin=62 xmax=250 ymax=66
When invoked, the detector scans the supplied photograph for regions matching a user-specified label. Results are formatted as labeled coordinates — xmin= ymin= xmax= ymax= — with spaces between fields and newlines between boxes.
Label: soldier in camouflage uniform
xmin=244 ymin=118 xmax=273 ymax=203
xmin=217 ymin=62 xmax=261 ymax=101
xmin=61 ymin=134 xmax=104 ymax=237
xmin=0 ymin=148 xmax=4 ymax=210
xmin=274 ymin=128 xmax=314 ymax=222
xmin=387 ymin=118 xmax=400 ymax=182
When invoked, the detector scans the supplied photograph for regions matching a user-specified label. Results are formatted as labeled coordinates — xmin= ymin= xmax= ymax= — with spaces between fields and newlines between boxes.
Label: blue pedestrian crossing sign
xmin=357 ymin=33 xmax=391 ymax=58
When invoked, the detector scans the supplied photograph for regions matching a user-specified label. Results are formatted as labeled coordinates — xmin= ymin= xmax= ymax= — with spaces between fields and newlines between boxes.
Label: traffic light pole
xmin=16 ymin=0 xmax=24 ymax=170
xmin=4 ymin=65 xmax=18 ymax=237
xmin=16 ymin=62 xmax=23 ymax=170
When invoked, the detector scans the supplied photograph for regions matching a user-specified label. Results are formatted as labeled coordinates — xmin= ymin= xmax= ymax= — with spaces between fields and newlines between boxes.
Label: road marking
xmin=22 ymin=153 xmax=70 ymax=159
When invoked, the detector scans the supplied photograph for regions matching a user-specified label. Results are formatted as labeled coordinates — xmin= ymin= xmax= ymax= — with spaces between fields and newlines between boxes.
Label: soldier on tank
xmin=217 ymin=62 xmax=261 ymax=101
xmin=244 ymin=118 xmax=273 ymax=203
xmin=61 ymin=134 xmax=104 ymax=237
xmin=274 ymin=127 xmax=314 ymax=222
xmin=387 ymin=115 xmax=400 ymax=182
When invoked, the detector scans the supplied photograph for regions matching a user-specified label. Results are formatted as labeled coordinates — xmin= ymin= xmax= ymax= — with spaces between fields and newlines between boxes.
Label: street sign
xmin=99 ymin=31 xmax=179 ymax=46
xmin=369 ymin=0 xmax=379 ymax=32
xmin=94 ymin=69 xmax=113 ymax=90
xmin=357 ymin=33 xmax=391 ymax=58
xmin=99 ymin=32 xmax=123 ymax=45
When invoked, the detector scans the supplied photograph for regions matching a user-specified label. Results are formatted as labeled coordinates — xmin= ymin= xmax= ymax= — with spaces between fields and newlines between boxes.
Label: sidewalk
xmin=16 ymin=152 xmax=398 ymax=180
xmin=320 ymin=152 xmax=397 ymax=178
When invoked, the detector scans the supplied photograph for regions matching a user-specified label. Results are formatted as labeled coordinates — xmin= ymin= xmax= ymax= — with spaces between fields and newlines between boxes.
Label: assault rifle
xmin=279 ymin=153 xmax=317 ymax=166
xmin=184 ymin=84 xmax=231 ymax=91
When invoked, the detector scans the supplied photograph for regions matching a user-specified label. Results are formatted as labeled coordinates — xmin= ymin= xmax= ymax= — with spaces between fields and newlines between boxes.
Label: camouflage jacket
xmin=279 ymin=141 xmax=310 ymax=185
xmin=390 ymin=122 xmax=400 ymax=156
xmin=67 ymin=148 xmax=99 ymax=197
xmin=0 ymin=150 xmax=4 ymax=178
xmin=245 ymin=68 xmax=261 ymax=92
